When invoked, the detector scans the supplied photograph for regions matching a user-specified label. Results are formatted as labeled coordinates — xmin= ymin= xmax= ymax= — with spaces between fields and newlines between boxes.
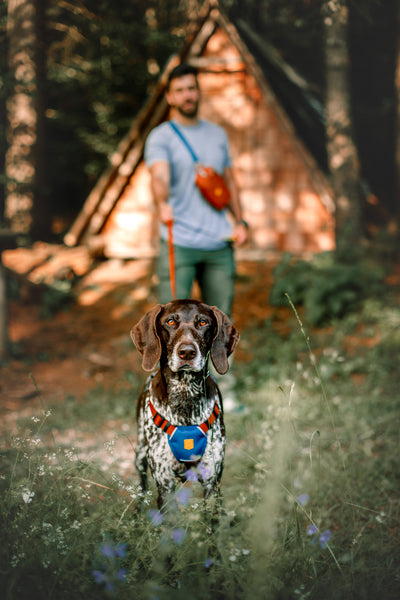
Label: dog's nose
xmin=177 ymin=343 xmax=197 ymax=361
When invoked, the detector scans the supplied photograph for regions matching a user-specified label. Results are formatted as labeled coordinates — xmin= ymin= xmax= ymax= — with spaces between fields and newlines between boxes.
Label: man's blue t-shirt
xmin=144 ymin=119 xmax=233 ymax=250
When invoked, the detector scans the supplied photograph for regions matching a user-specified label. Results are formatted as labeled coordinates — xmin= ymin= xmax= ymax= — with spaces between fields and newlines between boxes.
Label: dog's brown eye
xmin=166 ymin=317 xmax=176 ymax=326
xmin=199 ymin=319 xmax=208 ymax=327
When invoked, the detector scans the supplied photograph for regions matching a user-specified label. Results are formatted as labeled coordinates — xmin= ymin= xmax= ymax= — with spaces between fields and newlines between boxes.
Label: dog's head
xmin=130 ymin=300 xmax=239 ymax=375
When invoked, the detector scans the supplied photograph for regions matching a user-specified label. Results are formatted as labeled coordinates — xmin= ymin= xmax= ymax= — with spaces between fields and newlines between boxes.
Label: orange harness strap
xmin=148 ymin=400 xmax=176 ymax=436
xmin=198 ymin=403 xmax=220 ymax=433
xmin=148 ymin=399 xmax=219 ymax=436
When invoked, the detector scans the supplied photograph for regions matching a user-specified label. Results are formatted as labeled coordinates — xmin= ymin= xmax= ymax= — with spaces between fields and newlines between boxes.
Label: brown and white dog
xmin=130 ymin=300 xmax=239 ymax=508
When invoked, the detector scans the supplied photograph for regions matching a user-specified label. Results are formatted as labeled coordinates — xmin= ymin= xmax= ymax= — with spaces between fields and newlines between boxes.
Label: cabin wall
xmin=198 ymin=28 xmax=335 ymax=256
xmin=100 ymin=27 xmax=334 ymax=259
xmin=102 ymin=163 xmax=157 ymax=258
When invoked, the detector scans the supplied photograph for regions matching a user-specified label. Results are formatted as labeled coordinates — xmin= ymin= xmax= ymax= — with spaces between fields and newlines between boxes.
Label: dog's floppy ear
xmin=130 ymin=304 xmax=163 ymax=372
xmin=210 ymin=306 xmax=240 ymax=375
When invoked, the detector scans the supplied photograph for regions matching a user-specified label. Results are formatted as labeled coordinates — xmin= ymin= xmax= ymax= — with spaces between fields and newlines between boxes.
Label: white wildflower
xmin=104 ymin=440 xmax=115 ymax=455
xmin=376 ymin=511 xmax=386 ymax=523
xmin=22 ymin=488 xmax=35 ymax=504
xmin=63 ymin=448 xmax=75 ymax=461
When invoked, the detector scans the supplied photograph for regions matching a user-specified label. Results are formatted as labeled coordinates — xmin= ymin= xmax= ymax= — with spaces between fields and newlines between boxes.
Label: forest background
xmin=0 ymin=0 xmax=399 ymax=246
xmin=1 ymin=3 xmax=400 ymax=599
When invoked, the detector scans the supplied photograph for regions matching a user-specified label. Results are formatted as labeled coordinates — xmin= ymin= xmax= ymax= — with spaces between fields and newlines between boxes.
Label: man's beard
xmin=177 ymin=100 xmax=199 ymax=118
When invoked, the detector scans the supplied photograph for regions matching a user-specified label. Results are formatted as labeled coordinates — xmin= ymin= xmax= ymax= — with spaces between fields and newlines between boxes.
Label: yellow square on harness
xmin=184 ymin=438 xmax=194 ymax=451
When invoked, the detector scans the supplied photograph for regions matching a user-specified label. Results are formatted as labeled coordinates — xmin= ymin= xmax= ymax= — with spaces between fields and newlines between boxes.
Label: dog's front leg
xmin=153 ymin=475 xmax=176 ymax=510
xmin=200 ymin=430 xmax=225 ymax=493
xmin=135 ymin=409 xmax=149 ymax=491
xmin=135 ymin=446 xmax=148 ymax=492
xmin=202 ymin=475 xmax=224 ymax=538
xmin=202 ymin=467 xmax=224 ymax=516
xmin=146 ymin=444 xmax=177 ymax=510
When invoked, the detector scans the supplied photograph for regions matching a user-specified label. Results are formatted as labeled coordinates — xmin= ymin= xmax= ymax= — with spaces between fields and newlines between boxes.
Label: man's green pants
xmin=157 ymin=240 xmax=235 ymax=317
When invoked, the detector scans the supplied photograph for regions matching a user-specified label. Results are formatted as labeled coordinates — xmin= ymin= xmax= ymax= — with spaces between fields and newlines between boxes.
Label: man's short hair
xmin=167 ymin=63 xmax=198 ymax=88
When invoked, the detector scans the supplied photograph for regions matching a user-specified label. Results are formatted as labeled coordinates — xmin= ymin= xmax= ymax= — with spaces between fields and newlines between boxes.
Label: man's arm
xmin=149 ymin=161 xmax=173 ymax=223
xmin=224 ymin=166 xmax=248 ymax=246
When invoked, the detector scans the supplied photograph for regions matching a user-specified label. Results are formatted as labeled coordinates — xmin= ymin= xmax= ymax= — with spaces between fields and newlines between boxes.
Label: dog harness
xmin=148 ymin=399 xmax=220 ymax=463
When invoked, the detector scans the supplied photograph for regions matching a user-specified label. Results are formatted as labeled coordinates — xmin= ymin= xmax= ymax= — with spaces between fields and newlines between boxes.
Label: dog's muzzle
xmin=169 ymin=339 xmax=205 ymax=372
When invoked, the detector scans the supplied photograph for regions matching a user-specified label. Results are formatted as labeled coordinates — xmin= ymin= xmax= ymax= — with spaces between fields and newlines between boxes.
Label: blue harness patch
xmin=148 ymin=399 xmax=220 ymax=463
xmin=167 ymin=426 xmax=208 ymax=463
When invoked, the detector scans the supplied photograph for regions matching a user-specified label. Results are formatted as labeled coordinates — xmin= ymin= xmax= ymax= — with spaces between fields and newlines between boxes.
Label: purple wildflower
xmin=176 ymin=487 xmax=192 ymax=506
xmin=92 ymin=570 xmax=106 ymax=584
xmin=307 ymin=524 xmax=318 ymax=536
xmin=297 ymin=494 xmax=310 ymax=507
xmin=93 ymin=569 xmax=115 ymax=591
xmin=172 ymin=528 xmax=185 ymax=545
xmin=319 ymin=530 xmax=331 ymax=548
xmin=185 ymin=468 xmax=199 ymax=482
xmin=197 ymin=462 xmax=211 ymax=480
xmin=114 ymin=543 xmax=127 ymax=558
xmin=204 ymin=558 xmax=213 ymax=568
xmin=93 ymin=540 xmax=128 ymax=592
xmin=116 ymin=568 xmax=128 ymax=582
xmin=148 ymin=509 xmax=164 ymax=526
xmin=100 ymin=543 xmax=115 ymax=558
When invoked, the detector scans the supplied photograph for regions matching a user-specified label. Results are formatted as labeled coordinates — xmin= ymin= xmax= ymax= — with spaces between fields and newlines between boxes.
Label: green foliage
xmin=1 ymin=0 xmax=397 ymax=236
xmin=1 ymin=295 xmax=400 ymax=599
xmin=43 ymin=0 xmax=189 ymax=218
xmin=270 ymin=252 xmax=387 ymax=325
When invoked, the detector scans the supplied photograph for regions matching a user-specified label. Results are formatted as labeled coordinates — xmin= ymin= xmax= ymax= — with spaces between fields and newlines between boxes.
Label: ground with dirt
xmin=1 ymin=244 xmax=290 ymax=431
xmin=2 ymin=242 xmax=395 ymax=438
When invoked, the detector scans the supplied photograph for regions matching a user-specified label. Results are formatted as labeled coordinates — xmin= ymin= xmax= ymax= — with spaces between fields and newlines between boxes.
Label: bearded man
xmin=144 ymin=63 xmax=248 ymax=317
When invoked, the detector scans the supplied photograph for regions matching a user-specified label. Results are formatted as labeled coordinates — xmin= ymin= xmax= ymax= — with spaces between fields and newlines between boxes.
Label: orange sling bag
xmin=169 ymin=121 xmax=231 ymax=211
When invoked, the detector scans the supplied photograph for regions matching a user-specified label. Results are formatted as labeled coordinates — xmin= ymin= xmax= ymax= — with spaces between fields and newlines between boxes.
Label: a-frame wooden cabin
xmin=65 ymin=0 xmax=335 ymax=259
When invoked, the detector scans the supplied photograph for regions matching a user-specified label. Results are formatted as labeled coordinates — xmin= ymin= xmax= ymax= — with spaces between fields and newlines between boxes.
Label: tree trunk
xmin=5 ymin=0 xmax=49 ymax=239
xmin=0 ymin=257 xmax=7 ymax=359
xmin=395 ymin=0 xmax=400 ymax=216
xmin=323 ymin=0 xmax=364 ymax=261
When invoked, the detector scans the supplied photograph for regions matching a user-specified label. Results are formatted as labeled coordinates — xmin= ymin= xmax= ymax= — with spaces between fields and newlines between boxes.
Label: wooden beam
xmin=80 ymin=97 xmax=170 ymax=240
xmin=64 ymin=56 xmax=180 ymax=246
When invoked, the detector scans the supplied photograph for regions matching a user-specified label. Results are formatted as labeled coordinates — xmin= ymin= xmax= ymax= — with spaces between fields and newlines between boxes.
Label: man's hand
xmin=159 ymin=202 xmax=173 ymax=224
xmin=232 ymin=222 xmax=249 ymax=246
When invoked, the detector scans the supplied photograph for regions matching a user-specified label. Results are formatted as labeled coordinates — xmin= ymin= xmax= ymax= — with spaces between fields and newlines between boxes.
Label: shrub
xmin=270 ymin=252 xmax=386 ymax=325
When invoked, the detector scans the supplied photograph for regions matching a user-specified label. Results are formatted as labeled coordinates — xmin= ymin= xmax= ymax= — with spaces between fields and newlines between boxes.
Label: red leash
xmin=166 ymin=219 xmax=176 ymax=300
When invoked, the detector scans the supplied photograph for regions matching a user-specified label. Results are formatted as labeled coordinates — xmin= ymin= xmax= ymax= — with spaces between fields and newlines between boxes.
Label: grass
xmin=1 ymin=293 xmax=399 ymax=599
